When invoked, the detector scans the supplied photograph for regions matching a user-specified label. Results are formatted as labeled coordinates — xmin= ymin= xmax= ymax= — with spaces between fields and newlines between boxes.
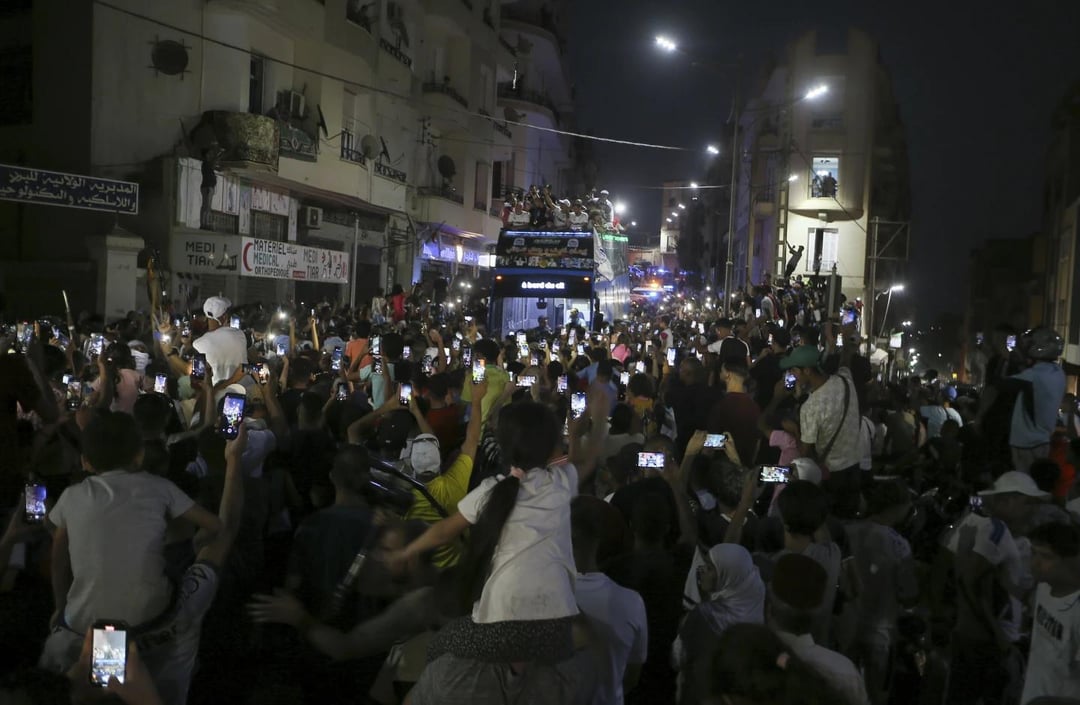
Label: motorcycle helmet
xmin=1020 ymin=326 xmax=1064 ymax=361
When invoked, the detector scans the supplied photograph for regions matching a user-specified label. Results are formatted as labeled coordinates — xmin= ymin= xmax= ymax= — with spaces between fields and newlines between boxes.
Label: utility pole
xmin=866 ymin=217 xmax=879 ymax=351
xmin=865 ymin=216 xmax=911 ymax=351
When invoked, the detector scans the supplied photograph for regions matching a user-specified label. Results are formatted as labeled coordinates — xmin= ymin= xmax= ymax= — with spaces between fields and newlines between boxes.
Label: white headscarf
xmin=683 ymin=544 xmax=765 ymax=633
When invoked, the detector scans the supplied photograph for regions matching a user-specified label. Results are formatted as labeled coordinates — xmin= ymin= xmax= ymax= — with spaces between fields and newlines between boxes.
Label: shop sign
xmin=240 ymin=237 xmax=349 ymax=284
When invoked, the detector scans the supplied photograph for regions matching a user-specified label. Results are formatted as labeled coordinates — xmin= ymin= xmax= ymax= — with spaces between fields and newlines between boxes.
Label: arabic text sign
xmin=0 ymin=164 xmax=139 ymax=214
xmin=240 ymin=237 xmax=349 ymax=284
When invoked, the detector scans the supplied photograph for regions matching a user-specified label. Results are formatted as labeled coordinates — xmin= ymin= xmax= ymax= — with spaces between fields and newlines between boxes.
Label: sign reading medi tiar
xmin=0 ymin=164 xmax=139 ymax=214
xmin=240 ymin=237 xmax=349 ymax=284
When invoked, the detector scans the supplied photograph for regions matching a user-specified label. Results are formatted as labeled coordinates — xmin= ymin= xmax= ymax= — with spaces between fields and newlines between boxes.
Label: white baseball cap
xmin=406 ymin=433 xmax=442 ymax=478
xmin=978 ymin=471 xmax=1050 ymax=498
xmin=203 ymin=296 xmax=232 ymax=320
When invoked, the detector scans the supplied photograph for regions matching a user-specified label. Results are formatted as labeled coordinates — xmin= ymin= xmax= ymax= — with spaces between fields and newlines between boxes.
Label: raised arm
xmin=197 ymin=424 xmax=247 ymax=569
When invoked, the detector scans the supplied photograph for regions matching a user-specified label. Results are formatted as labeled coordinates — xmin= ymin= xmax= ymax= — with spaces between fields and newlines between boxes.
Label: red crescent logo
xmin=242 ymin=241 xmax=253 ymax=271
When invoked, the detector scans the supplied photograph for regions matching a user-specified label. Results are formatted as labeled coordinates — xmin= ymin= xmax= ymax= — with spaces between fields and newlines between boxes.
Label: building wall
xmin=734 ymin=28 xmax=909 ymax=305
xmin=0 ymin=0 xmax=579 ymax=312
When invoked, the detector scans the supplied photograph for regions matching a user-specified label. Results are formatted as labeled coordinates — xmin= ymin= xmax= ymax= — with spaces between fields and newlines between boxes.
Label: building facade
xmin=1040 ymin=83 xmax=1080 ymax=364
xmin=730 ymin=28 xmax=910 ymax=306
xmin=0 ymin=0 xmax=578 ymax=319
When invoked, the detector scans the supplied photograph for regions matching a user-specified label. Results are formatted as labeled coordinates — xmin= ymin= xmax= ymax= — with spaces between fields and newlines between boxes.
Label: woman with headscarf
xmin=673 ymin=543 xmax=766 ymax=705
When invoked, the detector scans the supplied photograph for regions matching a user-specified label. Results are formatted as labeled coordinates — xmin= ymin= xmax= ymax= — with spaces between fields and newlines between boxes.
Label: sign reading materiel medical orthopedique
xmin=240 ymin=237 xmax=349 ymax=284
xmin=0 ymin=164 xmax=139 ymax=214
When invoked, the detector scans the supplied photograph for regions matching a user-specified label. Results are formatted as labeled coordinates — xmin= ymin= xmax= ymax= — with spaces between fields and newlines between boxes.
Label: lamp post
xmin=876 ymin=283 xmax=904 ymax=339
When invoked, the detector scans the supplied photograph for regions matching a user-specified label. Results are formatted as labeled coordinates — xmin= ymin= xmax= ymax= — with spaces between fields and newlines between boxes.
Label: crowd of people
xmin=1 ymin=281 xmax=1079 ymax=705
xmin=498 ymin=185 xmax=624 ymax=232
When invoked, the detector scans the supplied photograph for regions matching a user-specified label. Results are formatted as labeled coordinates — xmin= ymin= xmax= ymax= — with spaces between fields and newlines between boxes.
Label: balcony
xmin=339 ymin=131 xmax=367 ymax=166
xmin=422 ymin=80 xmax=469 ymax=109
xmin=278 ymin=120 xmax=318 ymax=162
xmin=478 ymin=107 xmax=513 ymax=140
xmin=497 ymin=82 xmax=559 ymax=124
xmin=373 ymin=160 xmax=407 ymax=184
xmin=188 ymin=111 xmax=279 ymax=172
xmin=418 ymin=184 xmax=465 ymax=205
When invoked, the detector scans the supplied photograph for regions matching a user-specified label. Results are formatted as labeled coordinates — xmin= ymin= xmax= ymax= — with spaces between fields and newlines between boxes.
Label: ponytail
xmin=456 ymin=474 xmax=521 ymax=610
xmin=455 ymin=401 xmax=561 ymax=612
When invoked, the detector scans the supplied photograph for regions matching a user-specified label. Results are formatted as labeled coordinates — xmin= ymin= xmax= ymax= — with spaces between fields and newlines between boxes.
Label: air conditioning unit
xmin=303 ymin=206 xmax=322 ymax=229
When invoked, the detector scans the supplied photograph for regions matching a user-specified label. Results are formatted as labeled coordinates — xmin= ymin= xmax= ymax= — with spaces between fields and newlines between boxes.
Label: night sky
xmin=565 ymin=1 xmax=1080 ymax=319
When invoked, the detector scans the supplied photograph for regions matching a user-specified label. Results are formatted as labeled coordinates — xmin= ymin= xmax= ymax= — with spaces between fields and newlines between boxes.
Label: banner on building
xmin=0 ymin=163 xmax=139 ymax=214
xmin=170 ymin=232 xmax=241 ymax=274
xmin=240 ymin=237 xmax=349 ymax=284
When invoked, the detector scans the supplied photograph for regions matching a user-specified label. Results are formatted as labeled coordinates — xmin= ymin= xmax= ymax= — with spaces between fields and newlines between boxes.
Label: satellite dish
xmin=360 ymin=134 xmax=379 ymax=159
xmin=437 ymin=155 xmax=456 ymax=179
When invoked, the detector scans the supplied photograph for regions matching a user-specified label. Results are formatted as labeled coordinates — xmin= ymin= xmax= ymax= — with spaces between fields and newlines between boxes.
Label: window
xmin=807 ymin=227 xmax=839 ymax=273
xmin=809 ymin=156 xmax=839 ymax=198
xmin=492 ymin=160 xmax=505 ymax=198
xmin=474 ymin=161 xmax=490 ymax=210
xmin=479 ymin=65 xmax=493 ymax=113
xmin=249 ymin=55 xmax=265 ymax=115
xmin=252 ymin=211 xmax=288 ymax=240
xmin=342 ymin=89 xmax=357 ymax=153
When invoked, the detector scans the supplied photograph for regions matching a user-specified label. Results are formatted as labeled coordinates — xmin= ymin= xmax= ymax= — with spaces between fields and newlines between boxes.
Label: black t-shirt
xmin=610 ymin=477 xmax=681 ymax=546
xmin=718 ymin=337 xmax=750 ymax=365
xmin=288 ymin=505 xmax=375 ymax=628
xmin=750 ymin=353 xmax=782 ymax=408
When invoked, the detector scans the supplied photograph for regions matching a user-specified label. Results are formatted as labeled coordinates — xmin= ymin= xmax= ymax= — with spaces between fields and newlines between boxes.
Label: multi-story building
xmin=730 ymin=28 xmax=910 ymax=310
xmin=0 ymin=0 xmax=579 ymax=319
xmin=962 ymin=236 xmax=1040 ymax=384
xmin=1040 ymin=82 xmax=1080 ymax=363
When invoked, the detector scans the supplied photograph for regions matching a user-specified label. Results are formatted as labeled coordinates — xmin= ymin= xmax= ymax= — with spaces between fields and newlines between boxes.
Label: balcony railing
xmin=339 ymin=131 xmax=367 ymax=166
xmin=422 ymin=81 xmax=469 ymax=108
xmin=279 ymin=121 xmax=318 ymax=161
xmin=418 ymin=185 xmax=464 ymax=205
xmin=379 ymin=38 xmax=412 ymax=69
xmin=191 ymin=111 xmax=279 ymax=172
xmin=478 ymin=107 xmax=513 ymax=138
xmin=374 ymin=161 xmax=407 ymax=184
xmin=497 ymin=83 xmax=559 ymax=123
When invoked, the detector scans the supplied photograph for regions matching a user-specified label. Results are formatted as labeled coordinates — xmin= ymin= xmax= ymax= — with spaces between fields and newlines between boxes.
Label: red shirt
xmin=426 ymin=404 xmax=464 ymax=451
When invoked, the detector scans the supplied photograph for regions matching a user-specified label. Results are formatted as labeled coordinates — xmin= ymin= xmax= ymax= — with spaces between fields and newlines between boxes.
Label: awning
xmin=228 ymin=168 xmax=398 ymax=219
xmin=419 ymin=221 xmax=495 ymax=244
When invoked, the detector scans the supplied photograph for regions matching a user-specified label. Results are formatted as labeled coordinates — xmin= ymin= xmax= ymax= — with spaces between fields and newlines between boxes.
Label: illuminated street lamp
xmin=614 ymin=201 xmax=627 ymax=215
xmin=690 ymin=182 xmax=699 ymax=189
xmin=655 ymin=35 xmax=678 ymax=52
xmin=804 ymin=84 xmax=829 ymax=100
xmin=706 ymin=144 xmax=720 ymax=155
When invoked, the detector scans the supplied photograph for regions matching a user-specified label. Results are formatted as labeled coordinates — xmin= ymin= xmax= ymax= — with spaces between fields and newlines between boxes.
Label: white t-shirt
xmin=776 ymin=631 xmax=869 ymax=705
xmin=457 ymin=461 xmax=579 ymax=623
xmin=943 ymin=512 xmax=1025 ymax=642
xmin=49 ymin=471 xmax=195 ymax=633
xmin=1021 ymin=583 xmax=1080 ymax=704
xmin=800 ymin=368 xmax=861 ymax=471
xmin=569 ymin=211 xmax=590 ymax=230
xmin=193 ymin=326 xmax=248 ymax=382
xmin=575 ymin=572 xmax=648 ymax=705
xmin=508 ymin=210 xmax=530 ymax=227
xmin=920 ymin=405 xmax=963 ymax=439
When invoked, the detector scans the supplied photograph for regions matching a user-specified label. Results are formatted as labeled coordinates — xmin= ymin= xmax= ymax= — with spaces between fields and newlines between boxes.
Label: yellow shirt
xmin=460 ymin=365 xmax=510 ymax=423
xmin=405 ymin=453 xmax=474 ymax=567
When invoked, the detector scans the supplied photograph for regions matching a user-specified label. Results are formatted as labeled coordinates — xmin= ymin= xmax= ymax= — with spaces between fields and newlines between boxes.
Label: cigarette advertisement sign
xmin=240 ymin=237 xmax=349 ymax=284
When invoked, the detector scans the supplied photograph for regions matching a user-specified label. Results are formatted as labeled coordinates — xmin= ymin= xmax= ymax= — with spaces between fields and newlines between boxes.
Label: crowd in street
xmin=2 ymin=278 xmax=1080 ymax=705
xmin=498 ymin=185 xmax=624 ymax=232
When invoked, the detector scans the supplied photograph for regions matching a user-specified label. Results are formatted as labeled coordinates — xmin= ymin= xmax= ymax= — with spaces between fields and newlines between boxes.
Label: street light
xmin=614 ymin=201 xmax=627 ymax=215
xmin=804 ymin=84 xmax=829 ymax=100
xmin=655 ymin=35 xmax=678 ymax=52
xmin=788 ymin=174 xmax=799 ymax=182
xmin=678 ymin=203 xmax=686 ymax=210
xmin=878 ymin=283 xmax=905 ymax=339
xmin=630 ymin=221 xmax=637 ymax=227
xmin=706 ymin=144 xmax=720 ymax=155
xmin=690 ymin=182 xmax=699 ymax=189
xmin=671 ymin=211 xmax=679 ymax=217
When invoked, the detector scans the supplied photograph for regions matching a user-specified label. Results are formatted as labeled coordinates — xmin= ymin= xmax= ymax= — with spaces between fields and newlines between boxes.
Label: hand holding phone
xmin=89 ymin=621 xmax=128 ymax=686
xmin=399 ymin=383 xmax=413 ymax=406
xmin=637 ymin=451 xmax=665 ymax=469
xmin=571 ymin=392 xmax=587 ymax=419
xmin=153 ymin=374 xmax=168 ymax=394
xmin=24 ymin=483 xmax=46 ymax=523
xmin=190 ymin=354 xmax=207 ymax=381
xmin=473 ymin=358 xmax=486 ymax=384
xmin=218 ymin=393 xmax=246 ymax=439
xmin=703 ymin=433 xmax=727 ymax=449
xmin=758 ymin=465 xmax=792 ymax=484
